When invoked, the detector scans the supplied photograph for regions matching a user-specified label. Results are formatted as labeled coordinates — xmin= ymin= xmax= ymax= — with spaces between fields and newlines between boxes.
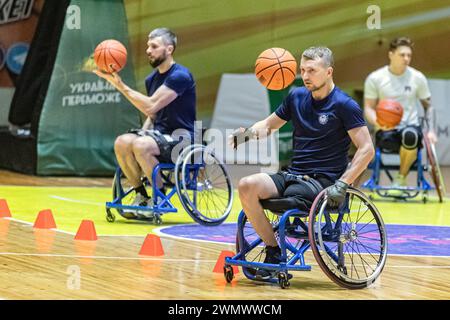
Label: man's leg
xmin=238 ymin=173 xmax=280 ymax=247
xmin=397 ymin=126 xmax=421 ymax=183
xmin=114 ymin=134 xmax=143 ymax=187
xmin=399 ymin=146 xmax=418 ymax=177
xmin=132 ymin=136 xmax=163 ymax=189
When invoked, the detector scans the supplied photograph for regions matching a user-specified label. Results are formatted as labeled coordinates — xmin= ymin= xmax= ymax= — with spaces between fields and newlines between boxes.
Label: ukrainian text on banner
xmin=37 ymin=0 xmax=141 ymax=175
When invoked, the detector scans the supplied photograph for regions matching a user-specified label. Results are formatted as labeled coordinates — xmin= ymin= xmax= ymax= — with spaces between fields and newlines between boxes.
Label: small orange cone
xmin=213 ymin=250 xmax=239 ymax=274
xmin=139 ymin=234 xmax=164 ymax=256
xmin=0 ymin=199 xmax=11 ymax=218
xmin=33 ymin=209 xmax=57 ymax=229
xmin=74 ymin=220 xmax=97 ymax=241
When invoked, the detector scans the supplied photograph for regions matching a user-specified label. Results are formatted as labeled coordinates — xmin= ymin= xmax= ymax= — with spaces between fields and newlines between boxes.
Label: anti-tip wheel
xmin=106 ymin=209 xmax=116 ymax=223
xmin=224 ymin=265 xmax=234 ymax=283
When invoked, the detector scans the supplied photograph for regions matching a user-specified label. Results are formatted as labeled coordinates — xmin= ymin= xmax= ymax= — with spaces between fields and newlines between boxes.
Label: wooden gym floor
xmin=0 ymin=169 xmax=449 ymax=299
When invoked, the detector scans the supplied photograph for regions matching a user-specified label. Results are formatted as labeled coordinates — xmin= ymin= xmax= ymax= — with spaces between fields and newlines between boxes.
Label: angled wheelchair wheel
xmin=111 ymin=168 xmax=150 ymax=220
xmin=174 ymin=145 xmax=233 ymax=226
xmin=424 ymin=135 xmax=446 ymax=202
xmin=308 ymin=188 xmax=388 ymax=289
xmin=236 ymin=210 xmax=280 ymax=278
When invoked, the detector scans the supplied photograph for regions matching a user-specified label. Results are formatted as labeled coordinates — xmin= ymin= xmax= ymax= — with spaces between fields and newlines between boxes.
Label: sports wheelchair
xmin=362 ymin=130 xmax=445 ymax=203
xmin=224 ymin=187 xmax=388 ymax=289
xmin=105 ymin=144 xmax=233 ymax=226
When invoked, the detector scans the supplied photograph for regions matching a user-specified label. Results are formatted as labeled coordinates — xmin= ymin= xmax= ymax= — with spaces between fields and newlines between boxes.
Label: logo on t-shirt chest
xmin=318 ymin=114 xmax=329 ymax=125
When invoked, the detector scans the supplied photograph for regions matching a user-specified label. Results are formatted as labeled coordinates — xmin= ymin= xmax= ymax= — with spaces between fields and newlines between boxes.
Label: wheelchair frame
xmin=224 ymin=187 xmax=388 ymax=289
xmin=361 ymin=147 xmax=434 ymax=202
xmin=105 ymin=144 xmax=234 ymax=225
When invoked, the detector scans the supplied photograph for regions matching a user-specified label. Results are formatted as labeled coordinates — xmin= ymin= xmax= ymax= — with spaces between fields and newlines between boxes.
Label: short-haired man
xmin=231 ymin=47 xmax=374 ymax=279
xmin=364 ymin=36 xmax=435 ymax=195
xmin=94 ymin=28 xmax=196 ymax=212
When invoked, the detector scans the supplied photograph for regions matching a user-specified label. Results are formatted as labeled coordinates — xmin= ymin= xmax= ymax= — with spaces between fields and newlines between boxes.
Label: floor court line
xmin=0 ymin=252 xmax=217 ymax=263
xmin=0 ymin=252 xmax=448 ymax=268
xmin=5 ymin=219 xmax=450 ymax=259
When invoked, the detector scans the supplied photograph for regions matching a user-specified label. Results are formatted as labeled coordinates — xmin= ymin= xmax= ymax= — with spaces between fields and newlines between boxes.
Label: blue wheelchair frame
xmin=362 ymin=147 xmax=433 ymax=202
xmin=105 ymin=144 xmax=233 ymax=225
xmin=224 ymin=188 xmax=388 ymax=289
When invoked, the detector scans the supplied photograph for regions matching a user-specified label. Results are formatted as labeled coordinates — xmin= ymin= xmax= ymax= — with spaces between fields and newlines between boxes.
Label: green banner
xmin=268 ymin=78 xmax=304 ymax=169
xmin=37 ymin=0 xmax=141 ymax=175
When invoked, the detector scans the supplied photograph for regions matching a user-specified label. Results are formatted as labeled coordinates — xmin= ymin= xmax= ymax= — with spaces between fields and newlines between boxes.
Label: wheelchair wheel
xmin=111 ymin=168 xmax=149 ymax=219
xmin=424 ymin=135 xmax=446 ymax=202
xmin=308 ymin=188 xmax=388 ymax=289
xmin=174 ymin=145 xmax=233 ymax=226
xmin=236 ymin=210 xmax=280 ymax=277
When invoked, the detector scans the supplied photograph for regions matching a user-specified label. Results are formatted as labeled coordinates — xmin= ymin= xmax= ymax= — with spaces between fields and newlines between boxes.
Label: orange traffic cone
xmin=0 ymin=199 xmax=11 ymax=218
xmin=33 ymin=209 xmax=57 ymax=229
xmin=74 ymin=220 xmax=97 ymax=241
xmin=139 ymin=234 xmax=164 ymax=256
xmin=213 ymin=250 xmax=239 ymax=274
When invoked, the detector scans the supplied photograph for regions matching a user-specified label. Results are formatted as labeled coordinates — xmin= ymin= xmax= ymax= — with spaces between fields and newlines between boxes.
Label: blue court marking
xmin=159 ymin=223 xmax=450 ymax=257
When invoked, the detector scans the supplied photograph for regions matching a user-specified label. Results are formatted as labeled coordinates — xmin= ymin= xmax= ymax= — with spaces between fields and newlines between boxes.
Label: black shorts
xmin=376 ymin=125 xmax=423 ymax=153
xmin=269 ymin=171 xmax=334 ymax=205
xmin=128 ymin=129 xmax=182 ymax=164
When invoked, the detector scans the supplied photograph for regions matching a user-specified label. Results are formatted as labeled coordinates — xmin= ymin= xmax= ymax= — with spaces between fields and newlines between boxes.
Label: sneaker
xmin=255 ymin=246 xmax=282 ymax=280
xmin=123 ymin=193 xmax=150 ymax=216
xmin=388 ymin=174 xmax=407 ymax=197
xmin=131 ymin=193 xmax=150 ymax=207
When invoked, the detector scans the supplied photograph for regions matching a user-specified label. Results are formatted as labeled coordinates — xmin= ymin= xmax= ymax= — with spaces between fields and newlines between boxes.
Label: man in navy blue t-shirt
xmin=231 ymin=47 xmax=374 ymax=279
xmin=94 ymin=28 xmax=196 ymax=211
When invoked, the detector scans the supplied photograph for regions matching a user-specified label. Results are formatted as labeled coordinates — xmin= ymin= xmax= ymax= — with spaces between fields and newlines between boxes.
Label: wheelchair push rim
xmin=308 ymin=188 xmax=388 ymax=289
xmin=175 ymin=145 xmax=233 ymax=226
xmin=423 ymin=135 xmax=446 ymax=202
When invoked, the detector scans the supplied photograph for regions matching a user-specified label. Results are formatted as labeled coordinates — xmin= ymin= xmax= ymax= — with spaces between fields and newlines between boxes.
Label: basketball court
xmin=1 ymin=0 xmax=450 ymax=304
xmin=0 ymin=169 xmax=449 ymax=300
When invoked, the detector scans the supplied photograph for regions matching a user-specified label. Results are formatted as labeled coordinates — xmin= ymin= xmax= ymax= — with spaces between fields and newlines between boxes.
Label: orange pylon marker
xmin=33 ymin=209 xmax=57 ymax=229
xmin=74 ymin=220 xmax=97 ymax=241
xmin=213 ymin=250 xmax=239 ymax=274
xmin=139 ymin=234 xmax=164 ymax=256
xmin=0 ymin=199 xmax=11 ymax=218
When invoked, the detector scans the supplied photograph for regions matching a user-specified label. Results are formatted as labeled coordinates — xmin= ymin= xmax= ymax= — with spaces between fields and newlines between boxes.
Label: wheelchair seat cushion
xmin=259 ymin=196 xmax=312 ymax=215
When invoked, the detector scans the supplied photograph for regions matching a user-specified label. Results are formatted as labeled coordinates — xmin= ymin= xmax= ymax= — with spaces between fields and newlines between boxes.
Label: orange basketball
xmin=376 ymin=99 xmax=404 ymax=129
xmin=255 ymin=48 xmax=297 ymax=90
xmin=94 ymin=39 xmax=127 ymax=73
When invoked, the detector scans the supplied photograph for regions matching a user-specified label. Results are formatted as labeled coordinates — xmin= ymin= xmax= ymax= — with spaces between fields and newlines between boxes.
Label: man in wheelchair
xmin=363 ymin=37 xmax=437 ymax=197
xmin=94 ymin=28 xmax=196 ymax=214
xmin=231 ymin=47 xmax=375 ymax=279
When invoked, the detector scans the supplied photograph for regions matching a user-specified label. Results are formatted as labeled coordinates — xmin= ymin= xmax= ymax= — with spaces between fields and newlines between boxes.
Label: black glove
xmin=230 ymin=127 xmax=254 ymax=149
xmin=326 ymin=180 xmax=348 ymax=208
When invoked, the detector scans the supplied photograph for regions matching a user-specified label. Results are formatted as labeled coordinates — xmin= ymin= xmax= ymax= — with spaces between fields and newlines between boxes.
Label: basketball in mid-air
xmin=94 ymin=39 xmax=127 ymax=73
xmin=255 ymin=48 xmax=297 ymax=90
xmin=376 ymin=99 xmax=404 ymax=129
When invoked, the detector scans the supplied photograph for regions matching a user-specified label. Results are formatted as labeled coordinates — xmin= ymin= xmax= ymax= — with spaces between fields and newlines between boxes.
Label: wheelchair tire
xmin=174 ymin=145 xmax=233 ymax=226
xmin=308 ymin=188 xmax=388 ymax=289
xmin=424 ymin=135 xmax=445 ymax=203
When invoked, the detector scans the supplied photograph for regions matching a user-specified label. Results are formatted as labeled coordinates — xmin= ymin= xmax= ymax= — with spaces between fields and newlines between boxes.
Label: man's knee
xmin=238 ymin=174 xmax=271 ymax=199
xmin=114 ymin=134 xmax=136 ymax=154
xmin=401 ymin=127 xmax=420 ymax=150
xmin=238 ymin=176 xmax=258 ymax=197
xmin=132 ymin=137 xmax=159 ymax=158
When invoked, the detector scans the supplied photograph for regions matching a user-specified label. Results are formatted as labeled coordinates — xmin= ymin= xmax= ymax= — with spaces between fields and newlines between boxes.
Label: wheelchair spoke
xmin=309 ymin=188 xmax=388 ymax=288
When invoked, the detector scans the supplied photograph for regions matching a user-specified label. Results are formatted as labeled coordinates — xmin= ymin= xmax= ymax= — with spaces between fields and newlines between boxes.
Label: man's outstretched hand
xmin=228 ymin=127 xmax=255 ymax=149
xmin=92 ymin=68 xmax=123 ymax=89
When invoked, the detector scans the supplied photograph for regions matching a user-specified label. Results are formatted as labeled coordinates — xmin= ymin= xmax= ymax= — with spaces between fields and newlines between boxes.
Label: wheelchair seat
xmin=259 ymin=197 xmax=311 ymax=216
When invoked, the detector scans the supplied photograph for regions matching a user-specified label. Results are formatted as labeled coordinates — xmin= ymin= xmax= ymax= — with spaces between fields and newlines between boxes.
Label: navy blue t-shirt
xmin=275 ymin=86 xmax=366 ymax=181
xmin=145 ymin=63 xmax=196 ymax=137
